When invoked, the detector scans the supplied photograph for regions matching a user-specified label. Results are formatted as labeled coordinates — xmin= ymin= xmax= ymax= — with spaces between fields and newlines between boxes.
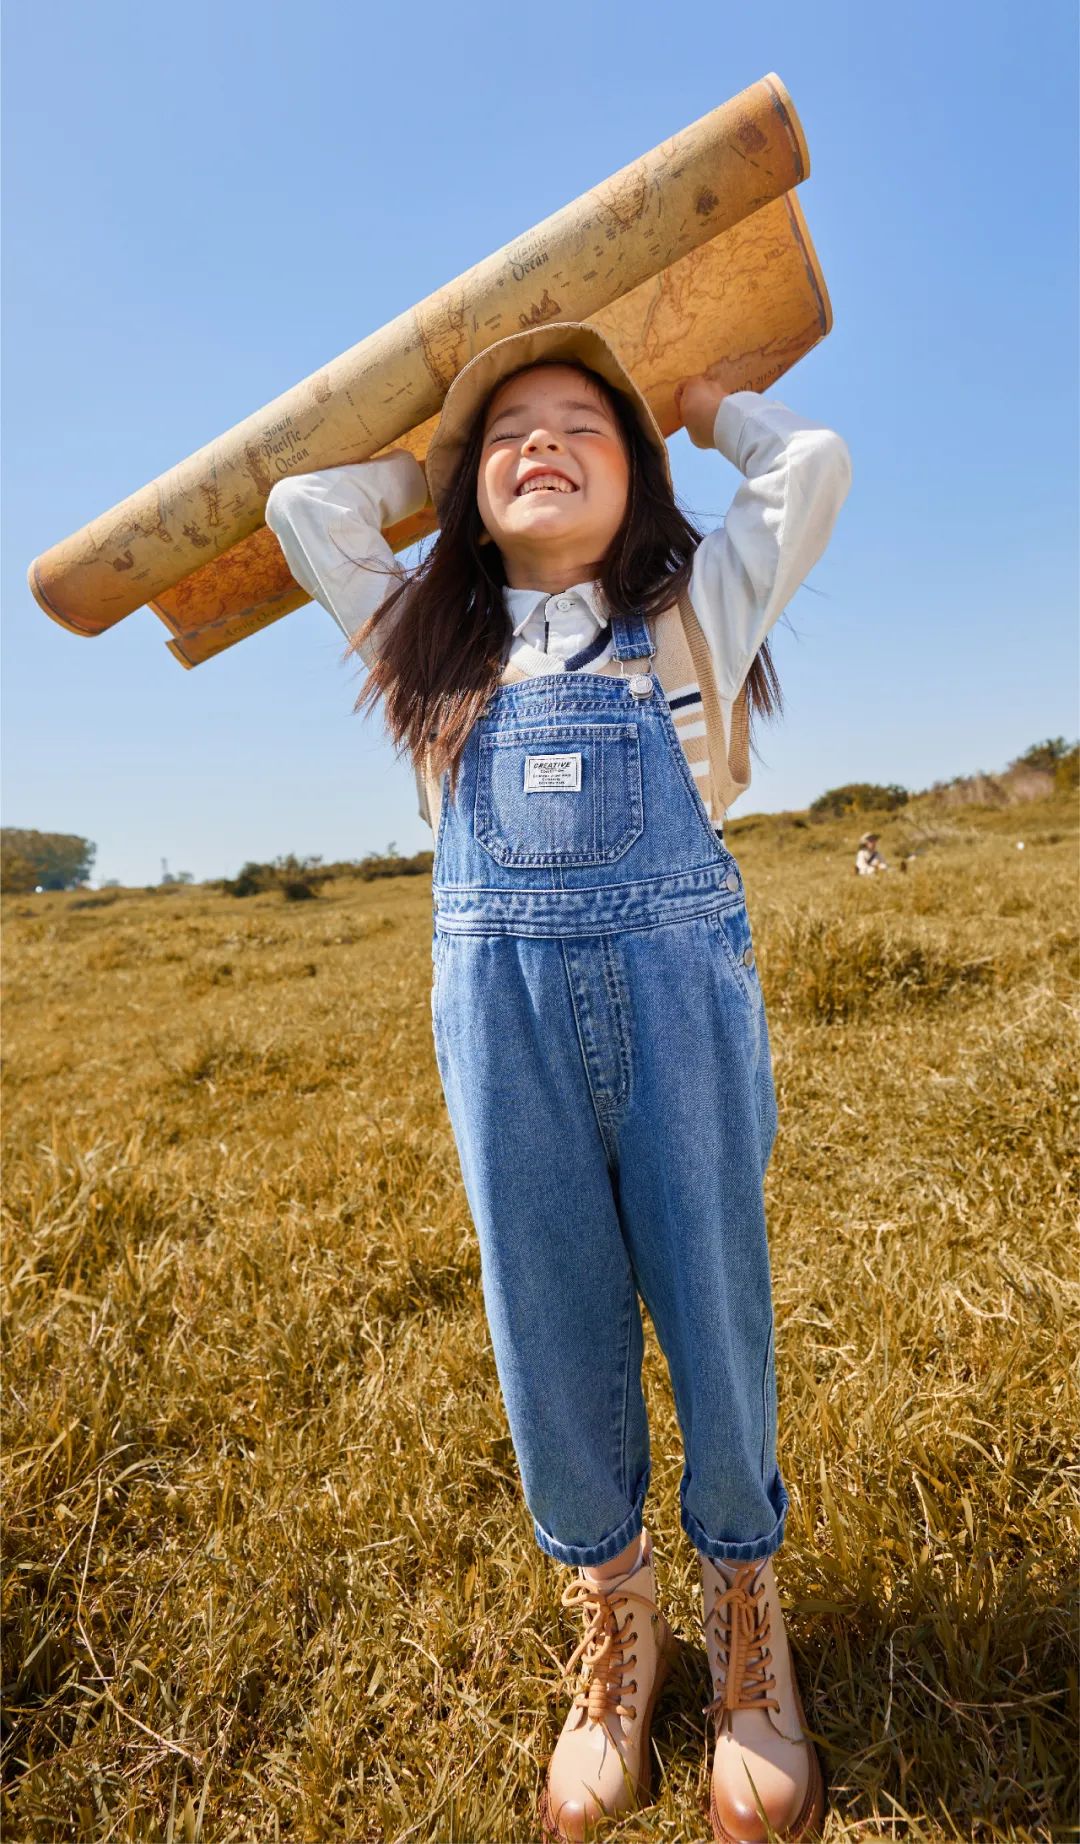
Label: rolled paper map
xmin=29 ymin=72 xmax=809 ymax=639
xmin=157 ymin=189 xmax=831 ymax=667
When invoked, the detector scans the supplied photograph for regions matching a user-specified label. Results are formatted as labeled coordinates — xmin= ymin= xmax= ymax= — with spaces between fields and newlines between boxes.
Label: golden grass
xmin=2 ymin=799 xmax=1077 ymax=1841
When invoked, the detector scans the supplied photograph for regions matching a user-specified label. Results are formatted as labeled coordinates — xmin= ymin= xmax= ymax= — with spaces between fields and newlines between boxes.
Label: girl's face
xmin=476 ymin=365 xmax=631 ymax=582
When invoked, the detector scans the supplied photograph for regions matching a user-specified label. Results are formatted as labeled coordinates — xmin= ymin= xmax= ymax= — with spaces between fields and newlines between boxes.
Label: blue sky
xmin=3 ymin=0 xmax=1076 ymax=885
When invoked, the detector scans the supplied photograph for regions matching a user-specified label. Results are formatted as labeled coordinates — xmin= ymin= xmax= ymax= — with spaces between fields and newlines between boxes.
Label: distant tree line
xmin=318 ymin=843 xmax=435 ymax=883
xmin=217 ymin=844 xmax=434 ymax=901
xmin=809 ymin=740 xmax=1077 ymax=820
xmin=7 ymin=742 xmax=1072 ymax=900
xmin=923 ymin=738 xmax=1078 ymax=809
xmin=1 ymin=829 xmax=95 ymax=892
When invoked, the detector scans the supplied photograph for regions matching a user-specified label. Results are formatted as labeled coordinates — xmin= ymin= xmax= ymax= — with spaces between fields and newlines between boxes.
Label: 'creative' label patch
xmin=524 ymin=753 xmax=582 ymax=793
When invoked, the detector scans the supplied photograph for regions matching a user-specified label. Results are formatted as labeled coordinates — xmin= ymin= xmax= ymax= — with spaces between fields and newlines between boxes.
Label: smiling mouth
xmin=515 ymin=474 xmax=578 ymax=497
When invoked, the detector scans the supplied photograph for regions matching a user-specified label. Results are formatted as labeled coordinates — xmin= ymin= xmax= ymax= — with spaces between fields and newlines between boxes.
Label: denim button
xmin=725 ymin=872 xmax=739 ymax=893
xmin=628 ymin=675 xmax=653 ymax=699
xmin=743 ymin=947 xmax=754 ymax=967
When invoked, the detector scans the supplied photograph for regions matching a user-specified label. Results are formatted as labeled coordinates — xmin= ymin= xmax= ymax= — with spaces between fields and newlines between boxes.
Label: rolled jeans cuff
xmin=682 ymin=1475 xmax=788 ymax=1564
xmin=532 ymin=1466 xmax=650 ymax=1568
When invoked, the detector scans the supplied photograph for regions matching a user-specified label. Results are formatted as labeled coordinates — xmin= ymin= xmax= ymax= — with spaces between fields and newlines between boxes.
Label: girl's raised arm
xmin=680 ymin=383 xmax=853 ymax=701
xmin=265 ymin=451 xmax=430 ymax=666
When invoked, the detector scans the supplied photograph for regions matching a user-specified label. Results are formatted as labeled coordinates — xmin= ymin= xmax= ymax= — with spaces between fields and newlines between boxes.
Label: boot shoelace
xmin=559 ymin=1577 xmax=657 ymax=1727
xmin=701 ymin=1562 xmax=780 ymax=1728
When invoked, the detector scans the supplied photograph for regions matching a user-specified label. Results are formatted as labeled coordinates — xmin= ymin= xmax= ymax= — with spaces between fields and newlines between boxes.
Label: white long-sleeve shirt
xmin=265 ymin=391 xmax=852 ymax=820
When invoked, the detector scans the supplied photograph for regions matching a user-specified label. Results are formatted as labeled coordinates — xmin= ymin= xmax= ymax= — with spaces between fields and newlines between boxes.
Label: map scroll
xmin=28 ymin=72 xmax=831 ymax=668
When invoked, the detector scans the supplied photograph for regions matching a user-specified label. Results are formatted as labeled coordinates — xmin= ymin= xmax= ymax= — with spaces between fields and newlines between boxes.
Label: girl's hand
xmin=674 ymin=375 xmax=733 ymax=449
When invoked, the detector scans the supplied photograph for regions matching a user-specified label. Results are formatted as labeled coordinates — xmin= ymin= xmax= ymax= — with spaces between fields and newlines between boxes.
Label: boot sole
xmin=706 ymin=1682 xmax=825 ymax=1844
xmin=538 ymin=1624 xmax=680 ymax=1842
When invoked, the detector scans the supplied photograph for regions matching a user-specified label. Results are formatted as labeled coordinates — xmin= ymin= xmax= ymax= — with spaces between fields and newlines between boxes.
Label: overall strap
xmin=674 ymin=583 xmax=751 ymax=812
xmin=609 ymin=609 xmax=656 ymax=661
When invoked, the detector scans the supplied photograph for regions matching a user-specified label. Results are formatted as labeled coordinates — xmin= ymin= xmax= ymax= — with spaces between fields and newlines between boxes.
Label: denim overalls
xmin=429 ymin=610 xmax=787 ymax=1568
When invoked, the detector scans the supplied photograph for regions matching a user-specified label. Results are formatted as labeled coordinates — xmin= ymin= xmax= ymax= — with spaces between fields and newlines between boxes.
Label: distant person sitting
xmin=855 ymin=831 xmax=890 ymax=874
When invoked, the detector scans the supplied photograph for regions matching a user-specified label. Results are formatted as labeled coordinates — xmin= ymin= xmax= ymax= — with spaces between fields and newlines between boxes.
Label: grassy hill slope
xmin=2 ymin=797 xmax=1076 ymax=1839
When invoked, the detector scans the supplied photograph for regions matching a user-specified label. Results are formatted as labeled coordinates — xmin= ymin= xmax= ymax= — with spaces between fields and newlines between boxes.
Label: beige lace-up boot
xmin=538 ymin=1528 xmax=679 ymax=1842
xmin=699 ymin=1556 xmax=824 ymax=1843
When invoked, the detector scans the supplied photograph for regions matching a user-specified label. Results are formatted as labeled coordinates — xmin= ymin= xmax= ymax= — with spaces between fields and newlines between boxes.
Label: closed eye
xmin=487 ymin=424 xmax=602 ymax=444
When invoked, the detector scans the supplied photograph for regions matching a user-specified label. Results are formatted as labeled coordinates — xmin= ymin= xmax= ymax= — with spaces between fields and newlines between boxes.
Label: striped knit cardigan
xmin=416 ymin=586 xmax=751 ymax=841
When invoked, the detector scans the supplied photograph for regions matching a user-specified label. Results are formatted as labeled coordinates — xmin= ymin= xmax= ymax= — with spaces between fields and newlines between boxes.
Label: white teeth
xmin=517 ymin=476 xmax=575 ymax=495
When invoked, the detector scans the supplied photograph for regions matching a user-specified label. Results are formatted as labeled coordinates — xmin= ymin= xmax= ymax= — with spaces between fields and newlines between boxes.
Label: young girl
xmin=266 ymin=323 xmax=852 ymax=1844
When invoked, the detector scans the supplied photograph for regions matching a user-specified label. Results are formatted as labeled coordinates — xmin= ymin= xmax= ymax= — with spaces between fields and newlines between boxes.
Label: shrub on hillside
xmin=1053 ymin=744 xmax=1079 ymax=793
xmin=919 ymin=740 xmax=1076 ymax=810
xmin=220 ymin=855 xmax=326 ymax=901
xmin=321 ymin=846 xmax=435 ymax=882
xmin=215 ymin=846 xmax=434 ymax=898
xmin=1009 ymin=737 xmax=1075 ymax=777
xmin=809 ymin=783 xmax=909 ymax=818
xmin=924 ymin=767 xmax=1057 ymax=808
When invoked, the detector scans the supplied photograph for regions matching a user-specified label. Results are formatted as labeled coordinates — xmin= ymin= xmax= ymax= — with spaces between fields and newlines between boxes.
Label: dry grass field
xmin=2 ymin=797 xmax=1077 ymax=1842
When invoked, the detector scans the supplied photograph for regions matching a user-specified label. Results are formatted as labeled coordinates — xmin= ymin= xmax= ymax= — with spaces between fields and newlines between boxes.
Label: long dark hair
xmin=346 ymin=360 xmax=782 ymax=804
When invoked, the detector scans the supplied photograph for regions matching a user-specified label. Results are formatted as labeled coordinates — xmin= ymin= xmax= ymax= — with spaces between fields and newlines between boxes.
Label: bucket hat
xmin=423 ymin=321 xmax=672 ymax=523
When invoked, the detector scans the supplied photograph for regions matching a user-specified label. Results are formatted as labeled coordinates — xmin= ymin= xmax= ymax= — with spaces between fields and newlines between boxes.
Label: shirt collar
xmin=503 ymin=579 xmax=609 ymax=638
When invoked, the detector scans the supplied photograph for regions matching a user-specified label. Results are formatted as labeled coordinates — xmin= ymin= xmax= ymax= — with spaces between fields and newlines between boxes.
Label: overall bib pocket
xmin=474 ymin=723 xmax=644 ymax=867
